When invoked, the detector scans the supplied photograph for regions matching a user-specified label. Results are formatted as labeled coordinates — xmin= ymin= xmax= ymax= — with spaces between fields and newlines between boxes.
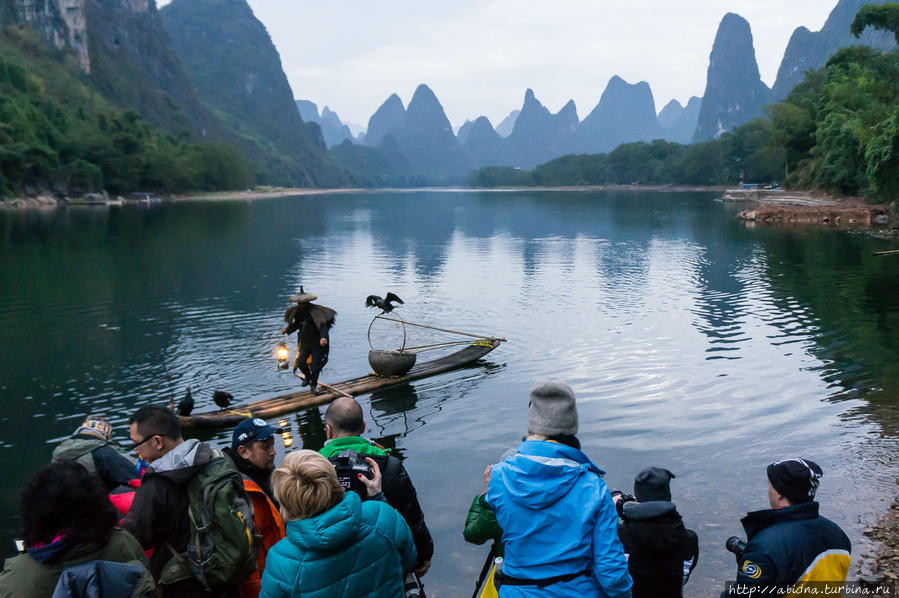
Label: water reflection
xmin=1 ymin=192 xmax=898 ymax=597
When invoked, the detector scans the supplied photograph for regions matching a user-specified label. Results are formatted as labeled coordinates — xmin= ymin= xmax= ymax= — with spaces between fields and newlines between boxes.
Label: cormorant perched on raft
xmin=213 ymin=390 xmax=233 ymax=411
xmin=177 ymin=387 xmax=194 ymax=416
xmin=365 ymin=292 xmax=404 ymax=314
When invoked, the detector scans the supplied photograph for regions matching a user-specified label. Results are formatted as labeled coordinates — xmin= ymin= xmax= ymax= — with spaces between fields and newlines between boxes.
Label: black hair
xmin=129 ymin=404 xmax=182 ymax=440
xmin=324 ymin=397 xmax=364 ymax=435
xmin=20 ymin=461 xmax=119 ymax=549
xmin=545 ymin=434 xmax=581 ymax=450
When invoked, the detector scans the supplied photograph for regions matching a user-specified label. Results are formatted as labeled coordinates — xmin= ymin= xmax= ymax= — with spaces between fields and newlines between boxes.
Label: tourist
xmin=225 ymin=418 xmax=286 ymax=598
xmin=122 ymin=405 xmax=251 ymax=597
xmin=280 ymin=286 xmax=336 ymax=395
xmin=260 ymin=450 xmax=416 ymax=597
xmin=613 ymin=467 xmax=698 ymax=598
xmin=722 ymin=458 xmax=850 ymax=595
xmin=51 ymin=415 xmax=138 ymax=492
xmin=0 ymin=461 xmax=154 ymax=597
xmin=319 ymin=396 xmax=434 ymax=580
xmin=483 ymin=380 xmax=632 ymax=597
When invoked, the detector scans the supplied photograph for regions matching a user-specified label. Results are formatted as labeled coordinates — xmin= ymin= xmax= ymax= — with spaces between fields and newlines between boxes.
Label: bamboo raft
xmin=179 ymin=338 xmax=503 ymax=428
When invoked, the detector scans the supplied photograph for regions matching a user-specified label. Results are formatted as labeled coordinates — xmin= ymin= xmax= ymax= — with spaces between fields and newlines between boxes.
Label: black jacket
xmin=618 ymin=501 xmax=698 ymax=598
xmin=121 ymin=440 xmax=235 ymax=598
xmin=368 ymin=452 xmax=434 ymax=568
xmin=730 ymin=502 xmax=850 ymax=592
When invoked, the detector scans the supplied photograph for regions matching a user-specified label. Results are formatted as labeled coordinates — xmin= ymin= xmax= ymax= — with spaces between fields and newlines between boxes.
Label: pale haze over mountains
xmin=158 ymin=0 xmax=835 ymax=128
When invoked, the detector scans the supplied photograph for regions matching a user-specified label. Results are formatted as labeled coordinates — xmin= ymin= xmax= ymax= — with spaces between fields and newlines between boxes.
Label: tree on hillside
xmin=851 ymin=3 xmax=899 ymax=44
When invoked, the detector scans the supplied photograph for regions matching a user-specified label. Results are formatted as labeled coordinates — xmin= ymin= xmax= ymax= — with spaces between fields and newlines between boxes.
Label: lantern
xmin=276 ymin=341 xmax=289 ymax=370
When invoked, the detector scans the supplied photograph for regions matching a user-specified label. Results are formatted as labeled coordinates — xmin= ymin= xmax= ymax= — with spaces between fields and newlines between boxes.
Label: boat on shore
xmin=180 ymin=338 xmax=503 ymax=428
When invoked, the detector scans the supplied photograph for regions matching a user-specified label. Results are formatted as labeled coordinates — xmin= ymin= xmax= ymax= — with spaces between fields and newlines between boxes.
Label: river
xmin=1 ymin=190 xmax=897 ymax=596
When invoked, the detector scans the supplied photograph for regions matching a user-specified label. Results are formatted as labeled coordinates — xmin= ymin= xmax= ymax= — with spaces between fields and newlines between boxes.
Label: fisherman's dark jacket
xmin=728 ymin=501 xmax=850 ymax=594
xmin=617 ymin=501 xmax=698 ymax=598
xmin=283 ymin=304 xmax=335 ymax=349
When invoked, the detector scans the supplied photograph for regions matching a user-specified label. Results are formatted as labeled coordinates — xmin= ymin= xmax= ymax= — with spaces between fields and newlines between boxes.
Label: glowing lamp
xmin=276 ymin=341 xmax=289 ymax=370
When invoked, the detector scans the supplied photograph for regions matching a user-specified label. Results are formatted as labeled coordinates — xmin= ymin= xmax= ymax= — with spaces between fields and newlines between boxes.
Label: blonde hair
xmin=272 ymin=450 xmax=345 ymax=521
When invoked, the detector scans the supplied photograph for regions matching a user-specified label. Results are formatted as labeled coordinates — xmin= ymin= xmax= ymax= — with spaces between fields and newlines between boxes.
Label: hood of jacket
xmin=620 ymin=501 xmax=687 ymax=553
xmin=285 ymin=491 xmax=361 ymax=552
xmin=497 ymin=440 xmax=605 ymax=509
xmin=145 ymin=439 xmax=211 ymax=484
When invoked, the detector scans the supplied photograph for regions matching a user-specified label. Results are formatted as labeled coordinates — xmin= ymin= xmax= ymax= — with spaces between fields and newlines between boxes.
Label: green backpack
xmin=161 ymin=448 xmax=259 ymax=591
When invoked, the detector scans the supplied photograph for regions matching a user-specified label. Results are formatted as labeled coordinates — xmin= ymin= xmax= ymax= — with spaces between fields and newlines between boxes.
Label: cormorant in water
xmin=365 ymin=292 xmax=404 ymax=314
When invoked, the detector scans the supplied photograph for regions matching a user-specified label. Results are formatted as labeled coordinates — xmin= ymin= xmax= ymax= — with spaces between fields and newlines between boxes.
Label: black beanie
xmin=633 ymin=466 xmax=675 ymax=502
xmin=767 ymin=458 xmax=823 ymax=504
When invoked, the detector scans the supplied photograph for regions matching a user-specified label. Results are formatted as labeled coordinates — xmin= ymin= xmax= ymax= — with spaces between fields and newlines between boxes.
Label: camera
xmin=329 ymin=450 xmax=374 ymax=497
xmin=725 ymin=536 xmax=748 ymax=559
xmin=610 ymin=490 xmax=636 ymax=518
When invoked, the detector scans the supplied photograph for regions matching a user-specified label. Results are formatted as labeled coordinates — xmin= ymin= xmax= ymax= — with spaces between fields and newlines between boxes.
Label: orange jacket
xmin=240 ymin=478 xmax=286 ymax=598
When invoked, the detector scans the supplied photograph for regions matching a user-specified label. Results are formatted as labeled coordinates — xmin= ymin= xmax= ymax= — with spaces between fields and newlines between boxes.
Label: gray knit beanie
xmin=528 ymin=380 xmax=578 ymax=436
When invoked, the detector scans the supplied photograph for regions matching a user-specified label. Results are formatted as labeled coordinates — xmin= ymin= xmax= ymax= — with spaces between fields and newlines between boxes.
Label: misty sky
xmin=158 ymin=0 xmax=836 ymax=130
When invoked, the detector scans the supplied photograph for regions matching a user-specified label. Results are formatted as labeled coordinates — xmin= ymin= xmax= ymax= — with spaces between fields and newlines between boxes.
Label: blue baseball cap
xmin=231 ymin=418 xmax=284 ymax=451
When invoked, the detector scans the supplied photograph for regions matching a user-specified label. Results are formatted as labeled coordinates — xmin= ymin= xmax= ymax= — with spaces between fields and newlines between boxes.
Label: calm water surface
xmin=1 ymin=191 xmax=898 ymax=596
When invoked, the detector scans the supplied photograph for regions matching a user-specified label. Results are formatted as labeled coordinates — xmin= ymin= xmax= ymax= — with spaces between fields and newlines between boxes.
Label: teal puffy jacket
xmin=260 ymin=491 xmax=416 ymax=598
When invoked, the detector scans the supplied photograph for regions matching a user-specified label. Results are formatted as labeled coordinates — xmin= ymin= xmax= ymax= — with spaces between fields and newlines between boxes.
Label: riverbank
xmin=725 ymin=189 xmax=895 ymax=232
xmin=857 ymin=494 xmax=899 ymax=587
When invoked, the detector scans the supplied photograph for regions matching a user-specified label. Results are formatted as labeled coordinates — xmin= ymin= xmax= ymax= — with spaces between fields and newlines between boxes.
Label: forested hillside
xmin=0 ymin=25 xmax=252 ymax=197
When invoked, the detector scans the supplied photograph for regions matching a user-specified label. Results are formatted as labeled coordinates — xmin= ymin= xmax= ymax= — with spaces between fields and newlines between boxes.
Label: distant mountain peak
xmin=365 ymin=93 xmax=407 ymax=147
xmin=580 ymin=75 xmax=663 ymax=153
xmin=693 ymin=12 xmax=769 ymax=142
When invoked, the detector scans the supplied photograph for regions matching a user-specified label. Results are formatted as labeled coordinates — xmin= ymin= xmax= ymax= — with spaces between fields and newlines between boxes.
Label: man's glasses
xmin=131 ymin=433 xmax=161 ymax=451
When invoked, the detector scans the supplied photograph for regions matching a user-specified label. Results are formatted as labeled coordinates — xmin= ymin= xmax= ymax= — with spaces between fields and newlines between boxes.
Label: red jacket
xmin=240 ymin=478 xmax=286 ymax=598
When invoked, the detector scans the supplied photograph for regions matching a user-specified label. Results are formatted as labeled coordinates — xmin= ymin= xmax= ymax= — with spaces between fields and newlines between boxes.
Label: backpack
xmin=160 ymin=448 xmax=259 ymax=590
xmin=52 ymin=560 xmax=155 ymax=598
xmin=51 ymin=438 xmax=107 ymax=475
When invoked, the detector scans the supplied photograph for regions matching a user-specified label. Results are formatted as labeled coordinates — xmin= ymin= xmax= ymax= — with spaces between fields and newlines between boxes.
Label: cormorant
xmin=177 ymin=387 xmax=194 ymax=417
xmin=365 ymin=292 xmax=404 ymax=313
xmin=213 ymin=390 xmax=233 ymax=411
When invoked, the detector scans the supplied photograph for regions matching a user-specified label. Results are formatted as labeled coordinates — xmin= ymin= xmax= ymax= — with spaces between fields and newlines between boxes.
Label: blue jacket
xmin=486 ymin=441 xmax=632 ymax=598
xmin=260 ymin=491 xmax=416 ymax=598
xmin=731 ymin=502 xmax=850 ymax=590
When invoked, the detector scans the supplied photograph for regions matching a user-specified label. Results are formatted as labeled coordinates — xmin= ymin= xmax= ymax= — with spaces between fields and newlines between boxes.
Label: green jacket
xmin=463 ymin=493 xmax=504 ymax=557
xmin=0 ymin=528 xmax=153 ymax=598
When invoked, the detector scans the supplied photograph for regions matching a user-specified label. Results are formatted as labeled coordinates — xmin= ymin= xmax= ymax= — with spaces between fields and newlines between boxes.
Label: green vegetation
xmin=851 ymin=2 xmax=899 ymax=44
xmin=0 ymin=25 xmax=252 ymax=198
xmin=471 ymin=3 xmax=899 ymax=203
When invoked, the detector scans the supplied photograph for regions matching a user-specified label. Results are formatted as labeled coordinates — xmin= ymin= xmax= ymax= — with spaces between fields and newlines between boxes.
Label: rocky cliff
xmin=462 ymin=116 xmax=504 ymax=166
xmin=495 ymin=109 xmax=520 ymax=138
xmin=388 ymin=84 xmax=469 ymax=178
xmin=694 ymin=13 xmax=770 ymax=142
xmin=14 ymin=0 xmax=89 ymax=72
xmin=580 ymin=76 xmax=665 ymax=153
xmin=506 ymin=89 xmax=580 ymax=168
xmin=161 ymin=0 xmax=341 ymax=186
xmin=294 ymin=99 xmax=352 ymax=148
xmin=658 ymin=96 xmax=702 ymax=144
xmin=771 ymin=0 xmax=897 ymax=102
xmin=365 ymin=93 xmax=406 ymax=147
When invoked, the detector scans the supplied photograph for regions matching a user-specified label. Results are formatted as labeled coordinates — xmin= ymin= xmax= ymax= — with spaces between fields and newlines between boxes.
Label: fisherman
xmin=51 ymin=415 xmax=138 ymax=493
xmin=280 ymin=286 xmax=336 ymax=395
